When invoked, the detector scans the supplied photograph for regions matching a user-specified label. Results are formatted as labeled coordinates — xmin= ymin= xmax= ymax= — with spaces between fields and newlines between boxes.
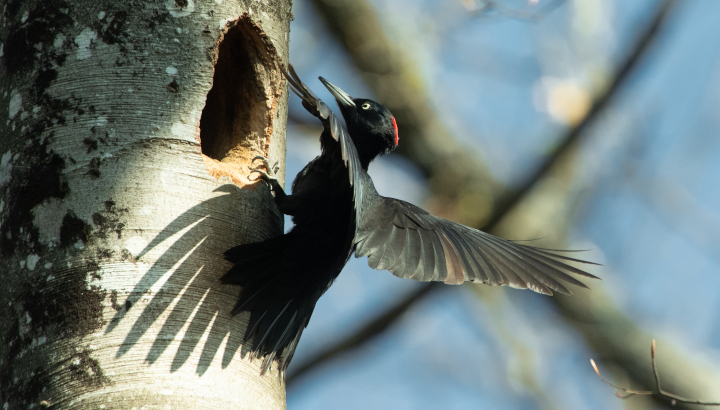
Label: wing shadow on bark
xmin=105 ymin=184 xmax=282 ymax=375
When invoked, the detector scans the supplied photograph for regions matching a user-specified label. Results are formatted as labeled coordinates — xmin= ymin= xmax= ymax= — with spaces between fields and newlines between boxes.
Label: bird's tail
xmin=222 ymin=236 xmax=313 ymax=377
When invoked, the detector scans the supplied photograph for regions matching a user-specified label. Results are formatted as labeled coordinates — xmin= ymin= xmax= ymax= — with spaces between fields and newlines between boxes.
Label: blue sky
xmin=281 ymin=0 xmax=720 ymax=408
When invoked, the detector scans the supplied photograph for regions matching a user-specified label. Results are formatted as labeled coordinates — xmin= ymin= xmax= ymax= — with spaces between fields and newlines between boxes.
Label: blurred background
xmin=280 ymin=0 xmax=720 ymax=408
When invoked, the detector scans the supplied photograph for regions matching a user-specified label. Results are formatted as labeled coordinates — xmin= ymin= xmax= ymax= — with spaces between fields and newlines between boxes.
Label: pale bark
xmin=0 ymin=0 xmax=291 ymax=408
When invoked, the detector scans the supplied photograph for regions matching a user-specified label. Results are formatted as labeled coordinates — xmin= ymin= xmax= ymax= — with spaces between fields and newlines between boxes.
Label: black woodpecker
xmin=221 ymin=65 xmax=599 ymax=376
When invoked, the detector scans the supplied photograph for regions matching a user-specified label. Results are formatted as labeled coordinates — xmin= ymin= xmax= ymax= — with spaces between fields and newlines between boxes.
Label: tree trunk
xmin=0 ymin=0 xmax=291 ymax=408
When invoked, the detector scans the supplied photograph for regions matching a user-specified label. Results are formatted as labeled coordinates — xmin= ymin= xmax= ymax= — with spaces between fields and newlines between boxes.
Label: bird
xmin=221 ymin=64 xmax=599 ymax=377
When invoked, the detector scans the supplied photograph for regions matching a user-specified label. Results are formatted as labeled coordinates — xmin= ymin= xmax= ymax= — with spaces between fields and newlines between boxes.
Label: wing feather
xmin=366 ymin=228 xmax=392 ymax=270
xmin=377 ymin=226 xmax=403 ymax=271
xmin=466 ymin=231 xmax=567 ymax=295
xmin=427 ymin=228 xmax=448 ymax=282
xmin=283 ymin=65 xmax=366 ymax=232
xmin=388 ymin=227 xmax=411 ymax=275
xmin=401 ymin=228 xmax=423 ymax=277
xmin=464 ymin=238 xmax=505 ymax=286
xmin=437 ymin=229 xmax=464 ymax=285
xmin=440 ymin=227 xmax=474 ymax=284
xmin=282 ymin=66 xmax=599 ymax=296
xmin=479 ymin=233 xmax=590 ymax=290
xmin=445 ymin=228 xmax=487 ymax=283
xmin=415 ymin=228 xmax=437 ymax=281
xmin=354 ymin=197 xmax=598 ymax=295
xmin=481 ymin=244 xmax=528 ymax=290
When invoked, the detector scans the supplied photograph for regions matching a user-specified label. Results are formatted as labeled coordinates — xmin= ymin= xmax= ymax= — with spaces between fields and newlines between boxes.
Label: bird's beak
xmin=319 ymin=77 xmax=356 ymax=109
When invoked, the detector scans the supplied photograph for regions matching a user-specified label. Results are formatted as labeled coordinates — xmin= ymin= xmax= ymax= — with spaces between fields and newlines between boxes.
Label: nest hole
xmin=199 ymin=16 xmax=279 ymax=185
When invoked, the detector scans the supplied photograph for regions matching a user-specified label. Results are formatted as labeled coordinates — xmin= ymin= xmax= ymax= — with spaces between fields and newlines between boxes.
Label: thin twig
xmin=286 ymin=0 xmax=679 ymax=386
xmin=591 ymin=340 xmax=720 ymax=406
xmin=589 ymin=359 xmax=653 ymax=399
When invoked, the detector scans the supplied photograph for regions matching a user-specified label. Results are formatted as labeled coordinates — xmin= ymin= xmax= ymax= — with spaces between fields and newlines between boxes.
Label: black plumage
xmin=221 ymin=65 xmax=599 ymax=376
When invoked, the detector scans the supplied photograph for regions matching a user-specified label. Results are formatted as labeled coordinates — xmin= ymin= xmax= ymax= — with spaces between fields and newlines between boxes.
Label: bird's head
xmin=320 ymin=77 xmax=398 ymax=167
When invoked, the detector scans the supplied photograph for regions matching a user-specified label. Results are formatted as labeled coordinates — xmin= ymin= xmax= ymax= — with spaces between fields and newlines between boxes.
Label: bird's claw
xmin=251 ymin=155 xmax=280 ymax=174
xmin=250 ymin=155 xmax=279 ymax=185
xmin=249 ymin=168 xmax=278 ymax=183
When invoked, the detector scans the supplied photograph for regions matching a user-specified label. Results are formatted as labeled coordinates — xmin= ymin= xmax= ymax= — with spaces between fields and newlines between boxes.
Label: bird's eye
xmin=361 ymin=102 xmax=371 ymax=110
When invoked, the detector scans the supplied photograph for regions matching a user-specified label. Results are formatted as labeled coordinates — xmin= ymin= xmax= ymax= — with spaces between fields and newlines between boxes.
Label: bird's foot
xmin=252 ymin=155 xmax=280 ymax=174
xmin=250 ymin=155 xmax=280 ymax=184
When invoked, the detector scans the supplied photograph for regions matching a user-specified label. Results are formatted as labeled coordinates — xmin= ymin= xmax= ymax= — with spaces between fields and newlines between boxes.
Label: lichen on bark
xmin=1 ymin=0 xmax=291 ymax=408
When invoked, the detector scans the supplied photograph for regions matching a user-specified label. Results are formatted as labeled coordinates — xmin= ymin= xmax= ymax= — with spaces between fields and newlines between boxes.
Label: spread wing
xmin=354 ymin=181 xmax=599 ymax=295
xmin=283 ymin=65 xmax=366 ymax=226
xmin=283 ymin=65 xmax=598 ymax=295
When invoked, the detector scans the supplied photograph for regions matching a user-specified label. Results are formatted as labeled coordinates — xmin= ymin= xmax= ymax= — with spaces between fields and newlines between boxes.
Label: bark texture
xmin=0 ymin=0 xmax=291 ymax=408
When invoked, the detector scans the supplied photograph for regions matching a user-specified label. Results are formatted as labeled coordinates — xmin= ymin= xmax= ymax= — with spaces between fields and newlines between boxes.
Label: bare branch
xmin=592 ymin=341 xmax=720 ymax=406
